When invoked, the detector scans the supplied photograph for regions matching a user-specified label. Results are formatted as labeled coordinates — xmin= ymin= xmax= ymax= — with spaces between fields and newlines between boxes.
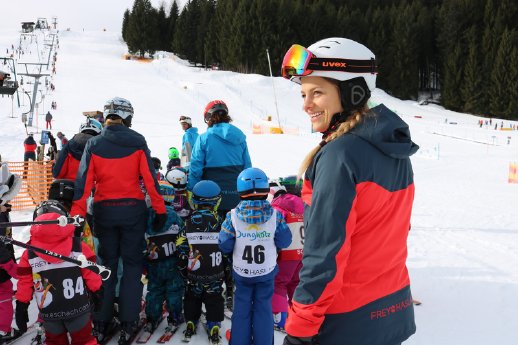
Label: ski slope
xmin=1 ymin=27 xmax=518 ymax=345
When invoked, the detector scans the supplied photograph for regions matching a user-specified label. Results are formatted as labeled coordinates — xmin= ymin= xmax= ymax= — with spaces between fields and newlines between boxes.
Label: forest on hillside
xmin=121 ymin=0 xmax=518 ymax=119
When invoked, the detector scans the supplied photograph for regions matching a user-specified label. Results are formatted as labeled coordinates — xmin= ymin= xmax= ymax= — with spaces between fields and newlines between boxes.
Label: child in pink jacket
xmin=268 ymin=182 xmax=304 ymax=331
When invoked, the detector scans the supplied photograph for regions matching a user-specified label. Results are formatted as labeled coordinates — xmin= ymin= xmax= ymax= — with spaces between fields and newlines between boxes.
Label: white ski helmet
xmin=79 ymin=118 xmax=102 ymax=135
xmin=103 ymin=97 xmax=134 ymax=126
xmin=283 ymin=37 xmax=377 ymax=91
xmin=165 ymin=167 xmax=188 ymax=190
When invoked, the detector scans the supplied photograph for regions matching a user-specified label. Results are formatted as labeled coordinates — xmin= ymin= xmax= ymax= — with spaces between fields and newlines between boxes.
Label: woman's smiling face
xmin=300 ymin=76 xmax=343 ymax=133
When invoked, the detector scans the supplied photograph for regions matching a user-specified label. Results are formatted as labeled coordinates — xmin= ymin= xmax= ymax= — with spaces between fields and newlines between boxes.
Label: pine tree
xmin=460 ymin=26 xmax=484 ymax=114
xmin=125 ymin=0 xmax=158 ymax=57
xmin=168 ymin=1 xmax=179 ymax=52
xmin=122 ymin=9 xmax=130 ymax=43
xmin=441 ymin=44 xmax=464 ymax=111
xmin=489 ymin=28 xmax=514 ymax=118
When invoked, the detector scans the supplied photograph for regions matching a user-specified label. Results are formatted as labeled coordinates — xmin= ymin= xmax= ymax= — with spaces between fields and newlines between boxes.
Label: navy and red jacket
xmin=23 ymin=136 xmax=37 ymax=153
xmin=71 ymin=124 xmax=165 ymax=217
xmin=52 ymin=132 xmax=95 ymax=180
xmin=286 ymin=104 xmax=418 ymax=345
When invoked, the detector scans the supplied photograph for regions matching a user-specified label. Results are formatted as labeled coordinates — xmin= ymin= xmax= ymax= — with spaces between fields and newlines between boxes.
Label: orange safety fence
xmin=7 ymin=160 xmax=54 ymax=210
xmin=509 ymin=162 xmax=518 ymax=184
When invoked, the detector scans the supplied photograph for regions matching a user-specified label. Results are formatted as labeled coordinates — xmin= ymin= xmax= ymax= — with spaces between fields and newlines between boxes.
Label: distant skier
xmin=45 ymin=111 xmax=53 ymax=129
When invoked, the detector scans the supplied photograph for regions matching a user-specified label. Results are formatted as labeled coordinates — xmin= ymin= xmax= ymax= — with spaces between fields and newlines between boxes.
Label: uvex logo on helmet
xmin=322 ymin=61 xmax=347 ymax=68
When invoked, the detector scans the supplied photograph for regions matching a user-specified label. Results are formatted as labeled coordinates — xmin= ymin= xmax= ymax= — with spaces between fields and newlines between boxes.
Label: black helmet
xmin=48 ymin=179 xmax=75 ymax=207
xmin=33 ymin=200 xmax=69 ymax=220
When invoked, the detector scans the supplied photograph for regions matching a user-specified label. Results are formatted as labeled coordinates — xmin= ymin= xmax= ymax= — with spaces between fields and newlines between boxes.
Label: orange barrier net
xmin=8 ymin=160 xmax=54 ymax=210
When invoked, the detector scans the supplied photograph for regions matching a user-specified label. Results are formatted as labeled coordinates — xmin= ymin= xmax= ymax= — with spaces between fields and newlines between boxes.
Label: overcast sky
xmin=0 ymin=0 xmax=186 ymax=32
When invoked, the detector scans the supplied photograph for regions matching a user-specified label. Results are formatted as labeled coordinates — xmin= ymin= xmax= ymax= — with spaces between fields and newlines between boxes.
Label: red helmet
xmin=203 ymin=100 xmax=228 ymax=123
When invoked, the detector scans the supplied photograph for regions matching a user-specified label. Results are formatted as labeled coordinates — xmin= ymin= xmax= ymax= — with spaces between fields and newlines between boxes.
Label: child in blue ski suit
xmin=144 ymin=183 xmax=187 ymax=333
xmin=219 ymin=168 xmax=292 ymax=345
xmin=177 ymin=180 xmax=225 ymax=344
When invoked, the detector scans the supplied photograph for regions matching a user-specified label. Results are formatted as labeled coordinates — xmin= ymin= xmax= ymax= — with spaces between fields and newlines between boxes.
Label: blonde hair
xmin=298 ymin=106 xmax=370 ymax=179
xmin=105 ymin=117 xmax=123 ymax=126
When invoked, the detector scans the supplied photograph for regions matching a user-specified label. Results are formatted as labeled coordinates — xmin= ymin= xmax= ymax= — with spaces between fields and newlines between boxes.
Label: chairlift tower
xmin=18 ymin=62 xmax=50 ymax=127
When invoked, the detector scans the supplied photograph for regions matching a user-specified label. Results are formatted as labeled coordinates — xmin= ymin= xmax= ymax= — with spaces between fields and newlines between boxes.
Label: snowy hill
xmin=1 ymin=27 xmax=518 ymax=345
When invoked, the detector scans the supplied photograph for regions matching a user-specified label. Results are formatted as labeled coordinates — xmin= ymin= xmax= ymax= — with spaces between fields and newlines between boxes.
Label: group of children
xmin=0 ymin=151 xmax=304 ymax=345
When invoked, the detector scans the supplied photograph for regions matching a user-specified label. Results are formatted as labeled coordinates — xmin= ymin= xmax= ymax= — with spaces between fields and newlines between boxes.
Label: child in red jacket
xmin=15 ymin=212 xmax=103 ymax=345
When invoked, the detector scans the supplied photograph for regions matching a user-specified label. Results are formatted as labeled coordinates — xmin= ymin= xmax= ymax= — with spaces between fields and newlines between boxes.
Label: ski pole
xmin=0 ymin=235 xmax=111 ymax=281
xmin=0 ymin=215 xmax=84 ymax=229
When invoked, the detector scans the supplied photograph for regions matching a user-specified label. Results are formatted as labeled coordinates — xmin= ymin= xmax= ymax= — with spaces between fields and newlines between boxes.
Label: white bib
xmin=231 ymin=209 xmax=278 ymax=278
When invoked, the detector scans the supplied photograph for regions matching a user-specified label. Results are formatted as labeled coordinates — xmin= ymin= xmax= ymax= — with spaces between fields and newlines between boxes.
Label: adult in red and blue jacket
xmin=23 ymin=134 xmax=37 ymax=162
xmin=52 ymin=122 xmax=101 ymax=180
xmin=187 ymin=100 xmax=251 ymax=215
xmin=71 ymin=98 xmax=166 ymax=337
xmin=281 ymin=38 xmax=417 ymax=345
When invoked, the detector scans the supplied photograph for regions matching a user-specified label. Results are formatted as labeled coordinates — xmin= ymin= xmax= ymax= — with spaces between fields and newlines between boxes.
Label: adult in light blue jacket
xmin=187 ymin=100 xmax=252 ymax=214
xmin=179 ymin=115 xmax=199 ymax=165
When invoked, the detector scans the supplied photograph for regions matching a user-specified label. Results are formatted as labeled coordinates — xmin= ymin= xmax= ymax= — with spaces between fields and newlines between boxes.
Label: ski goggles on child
xmin=281 ymin=44 xmax=377 ymax=80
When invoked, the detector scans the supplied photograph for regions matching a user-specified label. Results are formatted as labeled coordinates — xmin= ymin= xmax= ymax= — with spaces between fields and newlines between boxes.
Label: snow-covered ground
xmin=1 ymin=26 xmax=518 ymax=345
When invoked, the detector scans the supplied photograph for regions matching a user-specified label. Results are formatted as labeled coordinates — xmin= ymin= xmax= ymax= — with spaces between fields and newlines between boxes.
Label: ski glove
xmin=91 ymin=286 xmax=104 ymax=312
xmin=283 ymin=334 xmax=319 ymax=345
xmin=152 ymin=213 xmax=167 ymax=231
xmin=15 ymin=301 xmax=30 ymax=333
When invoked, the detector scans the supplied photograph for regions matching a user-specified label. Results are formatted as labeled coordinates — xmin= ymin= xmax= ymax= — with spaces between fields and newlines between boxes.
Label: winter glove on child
xmin=15 ymin=301 xmax=30 ymax=333
xmin=90 ymin=286 xmax=104 ymax=312
xmin=152 ymin=213 xmax=167 ymax=231
xmin=283 ymin=334 xmax=319 ymax=345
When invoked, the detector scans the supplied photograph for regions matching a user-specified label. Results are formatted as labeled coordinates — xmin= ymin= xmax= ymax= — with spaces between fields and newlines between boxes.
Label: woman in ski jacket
xmin=187 ymin=100 xmax=252 ymax=215
xmin=280 ymin=38 xmax=418 ymax=345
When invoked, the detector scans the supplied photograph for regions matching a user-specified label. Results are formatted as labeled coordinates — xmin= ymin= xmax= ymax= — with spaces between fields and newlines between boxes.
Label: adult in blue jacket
xmin=179 ymin=115 xmax=199 ymax=166
xmin=187 ymin=100 xmax=252 ymax=215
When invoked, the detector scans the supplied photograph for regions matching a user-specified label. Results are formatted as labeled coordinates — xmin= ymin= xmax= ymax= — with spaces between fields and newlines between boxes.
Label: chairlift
xmin=0 ymin=72 xmax=19 ymax=95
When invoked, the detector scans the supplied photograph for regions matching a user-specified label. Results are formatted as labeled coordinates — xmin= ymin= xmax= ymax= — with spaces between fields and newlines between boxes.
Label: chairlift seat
xmin=0 ymin=80 xmax=19 ymax=95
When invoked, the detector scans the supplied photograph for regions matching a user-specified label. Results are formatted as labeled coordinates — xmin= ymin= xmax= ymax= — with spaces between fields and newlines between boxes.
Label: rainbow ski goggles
xmin=281 ymin=44 xmax=377 ymax=80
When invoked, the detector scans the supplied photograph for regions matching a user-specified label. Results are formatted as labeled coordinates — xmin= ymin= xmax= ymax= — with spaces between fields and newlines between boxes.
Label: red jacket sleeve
xmin=81 ymin=243 xmax=102 ymax=293
xmin=15 ymin=251 xmax=34 ymax=303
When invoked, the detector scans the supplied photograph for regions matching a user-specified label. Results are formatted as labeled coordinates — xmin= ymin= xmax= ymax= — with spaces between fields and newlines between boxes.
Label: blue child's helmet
xmin=237 ymin=167 xmax=269 ymax=197
xmin=192 ymin=180 xmax=221 ymax=206
xmin=159 ymin=183 xmax=175 ymax=205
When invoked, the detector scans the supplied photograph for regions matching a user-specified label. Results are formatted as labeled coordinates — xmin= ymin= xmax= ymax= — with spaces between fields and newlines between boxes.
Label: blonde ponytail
xmin=298 ymin=106 xmax=369 ymax=179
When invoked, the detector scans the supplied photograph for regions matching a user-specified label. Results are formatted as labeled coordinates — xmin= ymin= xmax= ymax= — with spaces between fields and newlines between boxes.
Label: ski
xmin=97 ymin=318 xmax=121 ymax=345
xmin=412 ymin=299 xmax=422 ymax=306
xmin=3 ymin=323 xmax=39 ymax=345
xmin=119 ymin=318 xmax=146 ymax=345
xmin=0 ymin=215 xmax=84 ymax=228
xmin=0 ymin=235 xmax=111 ymax=280
xmin=135 ymin=316 xmax=164 ymax=344
xmin=156 ymin=325 xmax=179 ymax=343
